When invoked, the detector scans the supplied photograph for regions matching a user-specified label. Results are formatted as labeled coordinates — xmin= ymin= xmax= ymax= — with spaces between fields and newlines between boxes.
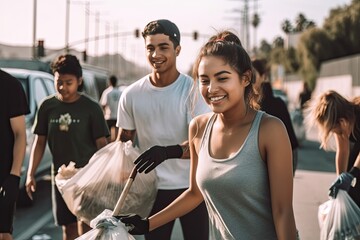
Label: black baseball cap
xmin=147 ymin=19 xmax=181 ymax=44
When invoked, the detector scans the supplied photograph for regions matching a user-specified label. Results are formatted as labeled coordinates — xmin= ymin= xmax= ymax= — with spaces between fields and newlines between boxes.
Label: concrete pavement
xmin=293 ymin=170 xmax=335 ymax=240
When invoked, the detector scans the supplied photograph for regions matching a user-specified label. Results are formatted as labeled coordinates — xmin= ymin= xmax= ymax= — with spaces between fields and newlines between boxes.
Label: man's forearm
xmin=11 ymin=130 xmax=26 ymax=176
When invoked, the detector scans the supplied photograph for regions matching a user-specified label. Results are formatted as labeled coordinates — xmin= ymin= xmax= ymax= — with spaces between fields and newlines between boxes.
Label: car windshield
xmin=16 ymin=77 xmax=29 ymax=101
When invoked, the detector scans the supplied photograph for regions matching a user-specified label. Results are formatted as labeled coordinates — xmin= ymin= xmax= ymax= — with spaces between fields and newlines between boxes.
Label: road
xmin=13 ymin=140 xmax=337 ymax=240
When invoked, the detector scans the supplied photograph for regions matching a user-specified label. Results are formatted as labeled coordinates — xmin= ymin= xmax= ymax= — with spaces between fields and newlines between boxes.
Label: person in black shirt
xmin=299 ymin=81 xmax=311 ymax=110
xmin=0 ymin=69 xmax=30 ymax=240
xmin=260 ymin=82 xmax=299 ymax=175
xmin=252 ymin=59 xmax=299 ymax=175
xmin=308 ymin=90 xmax=360 ymax=206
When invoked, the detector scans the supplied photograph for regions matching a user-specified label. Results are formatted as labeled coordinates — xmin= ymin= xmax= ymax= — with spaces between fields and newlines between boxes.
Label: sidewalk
xmin=293 ymin=170 xmax=336 ymax=240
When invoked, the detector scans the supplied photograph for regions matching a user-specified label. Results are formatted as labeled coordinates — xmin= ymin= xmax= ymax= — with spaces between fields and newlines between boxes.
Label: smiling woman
xmin=119 ymin=30 xmax=299 ymax=239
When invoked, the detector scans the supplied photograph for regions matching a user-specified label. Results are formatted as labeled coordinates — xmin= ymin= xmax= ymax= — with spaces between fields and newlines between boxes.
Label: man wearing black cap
xmin=116 ymin=19 xmax=209 ymax=239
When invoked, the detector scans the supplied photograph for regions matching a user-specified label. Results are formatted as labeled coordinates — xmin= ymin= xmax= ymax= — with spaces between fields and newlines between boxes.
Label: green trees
xmin=254 ymin=0 xmax=360 ymax=89
xmin=297 ymin=28 xmax=333 ymax=89
xmin=323 ymin=0 xmax=360 ymax=58
xmin=296 ymin=0 xmax=360 ymax=88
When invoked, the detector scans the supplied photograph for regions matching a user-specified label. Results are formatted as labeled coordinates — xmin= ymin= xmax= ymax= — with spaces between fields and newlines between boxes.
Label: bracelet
xmin=181 ymin=144 xmax=189 ymax=155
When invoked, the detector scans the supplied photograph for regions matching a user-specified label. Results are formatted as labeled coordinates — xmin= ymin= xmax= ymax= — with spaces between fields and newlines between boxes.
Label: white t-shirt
xmin=117 ymin=73 xmax=209 ymax=189
xmin=100 ymin=86 xmax=122 ymax=120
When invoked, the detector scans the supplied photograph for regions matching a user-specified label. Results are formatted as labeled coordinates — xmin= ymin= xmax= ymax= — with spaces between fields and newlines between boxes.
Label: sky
xmin=0 ymin=0 xmax=351 ymax=73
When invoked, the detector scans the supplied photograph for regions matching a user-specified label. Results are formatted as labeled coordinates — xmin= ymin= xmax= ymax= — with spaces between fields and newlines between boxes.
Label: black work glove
xmin=134 ymin=145 xmax=183 ymax=173
xmin=328 ymin=172 xmax=354 ymax=198
xmin=118 ymin=214 xmax=149 ymax=235
xmin=0 ymin=174 xmax=20 ymax=204
xmin=349 ymin=166 xmax=360 ymax=179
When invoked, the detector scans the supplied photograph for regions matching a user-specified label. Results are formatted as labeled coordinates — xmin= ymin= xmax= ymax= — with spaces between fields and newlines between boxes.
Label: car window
xmin=34 ymin=78 xmax=48 ymax=107
xmin=43 ymin=77 xmax=55 ymax=95
xmin=16 ymin=77 xmax=30 ymax=103
xmin=82 ymin=72 xmax=99 ymax=101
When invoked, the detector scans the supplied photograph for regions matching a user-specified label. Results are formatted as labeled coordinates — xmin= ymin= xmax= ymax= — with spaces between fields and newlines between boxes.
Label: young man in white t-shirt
xmin=115 ymin=19 xmax=209 ymax=240
xmin=100 ymin=75 xmax=122 ymax=142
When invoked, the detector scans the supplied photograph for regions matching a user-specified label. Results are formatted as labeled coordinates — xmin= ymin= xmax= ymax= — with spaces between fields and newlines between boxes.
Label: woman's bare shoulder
xmin=190 ymin=112 xmax=213 ymax=136
xmin=260 ymin=112 xmax=288 ymax=139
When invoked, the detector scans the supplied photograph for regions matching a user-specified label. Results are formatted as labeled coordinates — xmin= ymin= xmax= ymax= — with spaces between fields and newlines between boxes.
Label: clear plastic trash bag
xmin=55 ymin=141 xmax=157 ymax=225
xmin=318 ymin=190 xmax=360 ymax=240
xmin=76 ymin=209 xmax=135 ymax=240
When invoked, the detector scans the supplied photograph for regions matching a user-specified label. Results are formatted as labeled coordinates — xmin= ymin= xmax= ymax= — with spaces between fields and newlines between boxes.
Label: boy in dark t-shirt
xmin=25 ymin=55 xmax=109 ymax=239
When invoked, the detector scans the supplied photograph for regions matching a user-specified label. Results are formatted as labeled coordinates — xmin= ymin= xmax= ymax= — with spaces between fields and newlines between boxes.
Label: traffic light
xmin=37 ymin=40 xmax=45 ymax=57
xmin=82 ymin=50 xmax=87 ymax=62
xmin=135 ymin=29 xmax=140 ymax=38
xmin=193 ymin=31 xmax=198 ymax=40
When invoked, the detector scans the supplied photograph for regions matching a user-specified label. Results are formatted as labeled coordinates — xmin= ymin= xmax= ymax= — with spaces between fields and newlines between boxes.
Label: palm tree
xmin=281 ymin=19 xmax=293 ymax=34
xmin=304 ymin=20 xmax=316 ymax=30
xmin=295 ymin=13 xmax=307 ymax=32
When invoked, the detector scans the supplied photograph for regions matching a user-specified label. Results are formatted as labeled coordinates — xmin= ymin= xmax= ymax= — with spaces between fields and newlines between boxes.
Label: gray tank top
xmin=196 ymin=111 xmax=278 ymax=239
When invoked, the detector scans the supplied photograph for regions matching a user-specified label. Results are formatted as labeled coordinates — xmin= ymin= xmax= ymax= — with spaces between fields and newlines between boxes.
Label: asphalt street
xmin=14 ymin=140 xmax=337 ymax=240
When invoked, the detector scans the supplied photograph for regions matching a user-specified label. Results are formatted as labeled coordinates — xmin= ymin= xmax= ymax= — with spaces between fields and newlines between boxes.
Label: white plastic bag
xmin=56 ymin=141 xmax=157 ymax=224
xmin=319 ymin=190 xmax=360 ymax=240
xmin=76 ymin=209 xmax=135 ymax=240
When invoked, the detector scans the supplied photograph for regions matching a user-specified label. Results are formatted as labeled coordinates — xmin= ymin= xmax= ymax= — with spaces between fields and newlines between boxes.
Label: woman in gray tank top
xmin=120 ymin=31 xmax=299 ymax=240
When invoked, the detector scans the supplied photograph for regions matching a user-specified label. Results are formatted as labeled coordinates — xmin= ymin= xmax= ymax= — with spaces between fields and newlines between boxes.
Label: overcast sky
xmin=0 ymin=0 xmax=350 ymax=72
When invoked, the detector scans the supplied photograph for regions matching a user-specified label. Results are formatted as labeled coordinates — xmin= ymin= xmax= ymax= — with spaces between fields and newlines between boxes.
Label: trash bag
xmin=76 ymin=209 xmax=135 ymax=240
xmin=55 ymin=141 xmax=157 ymax=225
xmin=319 ymin=190 xmax=360 ymax=240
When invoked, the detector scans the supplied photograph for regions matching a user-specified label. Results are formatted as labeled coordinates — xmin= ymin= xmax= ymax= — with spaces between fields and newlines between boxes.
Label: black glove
xmin=134 ymin=145 xmax=183 ymax=173
xmin=118 ymin=214 xmax=149 ymax=235
xmin=329 ymin=172 xmax=354 ymax=198
xmin=349 ymin=167 xmax=360 ymax=179
xmin=0 ymin=174 xmax=20 ymax=203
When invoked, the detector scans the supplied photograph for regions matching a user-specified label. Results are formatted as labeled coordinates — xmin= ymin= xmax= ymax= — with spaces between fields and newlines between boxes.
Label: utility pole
xmin=95 ymin=11 xmax=100 ymax=65
xmin=65 ymin=0 xmax=70 ymax=53
xmin=252 ymin=0 xmax=259 ymax=53
xmin=113 ymin=22 xmax=119 ymax=74
xmin=243 ymin=0 xmax=250 ymax=51
xmin=85 ymin=1 xmax=89 ymax=55
xmin=228 ymin=0 xmax=255 ymax=51
xmin=105 ymin=21 xmax=110 ymax=69
xmin=32 ymin=0 xmax=37 ymax=59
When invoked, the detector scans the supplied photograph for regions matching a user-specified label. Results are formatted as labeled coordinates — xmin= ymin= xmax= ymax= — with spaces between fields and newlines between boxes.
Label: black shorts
xmin=0 ymin=190 xmax=16 ymax=234
xmin=145 ymin=189 xmax=209 ymax=240
xmin=52 ymin=179 xmax=77 ymax=226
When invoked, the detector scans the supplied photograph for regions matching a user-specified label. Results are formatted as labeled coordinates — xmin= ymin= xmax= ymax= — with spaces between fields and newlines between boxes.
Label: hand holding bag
xmin=56 ymin=141 xmax=157 ymax=225
xmin=319 ymin=190 xmax=360 ymax=240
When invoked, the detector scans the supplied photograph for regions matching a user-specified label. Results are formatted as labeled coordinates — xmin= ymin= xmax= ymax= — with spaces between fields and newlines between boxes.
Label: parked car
xmin=0 ymin=59 xmax=109 ymax=102
xmin=2 ymin=68 xmax=55 ymax=206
